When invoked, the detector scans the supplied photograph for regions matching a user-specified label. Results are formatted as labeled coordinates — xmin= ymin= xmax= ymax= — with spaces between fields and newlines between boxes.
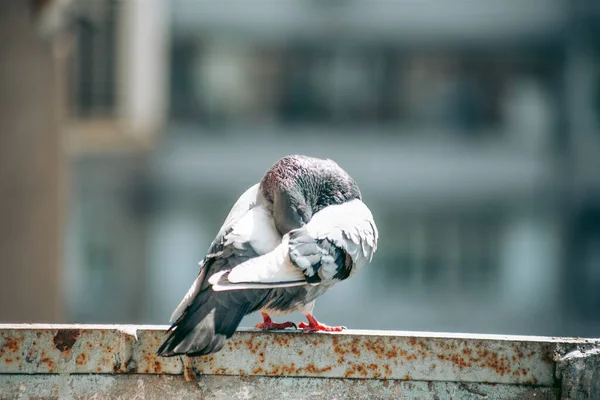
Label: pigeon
xmin=157 ymin=155 xmax=378 ymax=357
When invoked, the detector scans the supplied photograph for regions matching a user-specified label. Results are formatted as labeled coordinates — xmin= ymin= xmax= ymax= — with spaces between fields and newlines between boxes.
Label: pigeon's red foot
xmin=298 ymin=314 xmax=346 ymax=333
xmin=255 ymin=313 xmax=297 ymax=330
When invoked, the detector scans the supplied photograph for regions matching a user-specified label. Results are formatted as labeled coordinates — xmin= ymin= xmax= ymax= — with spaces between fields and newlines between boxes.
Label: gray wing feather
xmin=169 ymin=183 xmax=260 ymax=323
xmin=159 ymin=184 xmax=283 ymax=356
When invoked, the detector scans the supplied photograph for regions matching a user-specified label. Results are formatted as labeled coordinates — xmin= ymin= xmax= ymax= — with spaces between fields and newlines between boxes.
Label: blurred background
xmin=1 ymin=0 xmax=600 ymax=338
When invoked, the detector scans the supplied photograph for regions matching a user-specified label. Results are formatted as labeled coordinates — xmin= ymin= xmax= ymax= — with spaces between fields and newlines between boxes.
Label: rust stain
xmin=350 ymin=338 xmax=361 ymax=357
xmin=2 ymin=337 xmax=20 ymax=353
xmin=332 ymin=336 xmax=362 ymax=358
xmin=383 ymin=364 xmax=392 ymax=377
xmin=363 ymin=339 xmax=385 ymax=359
xmin=251 ymin=363 xmax=307 ymax=377
xmin=252 ymin=366 xmax=264 ymax=374
xmin=53 ymin=329 xmax=80 ymax=353
xmin=515 ymin=349 xmax=524 ymax=359
xmin=153 ymin=361 xmax=163 ymax=373
xmin=75 ymin=352 xmax=88 ymax=366
xmin=266 ymin=365 xmax=280 ymax=375
xmin=39 ymin=357 xmax=56 ymax=372
xmin=304 ymin=363 xmax=332 ymax=375
xmin=343 ymin=362 xmax=367 ymax=378
xmin=280 ymin=363 xmax=296 ymax=375
xmin=0 ymin=336 xmax=22 ymax=359
xmin=271 ymin=335 xmax=292 ymax=348
xmin=332 ymin=336 xmax=344 ymax=356
xmin=423 ymin=340 xmax=542 ymax=378
xmin=479 ymin=352 xmax=511 ymax=376
xmin=258 ymin=352 xmax=265 ymax=363
xmin=540 ymin=344 xmax=554 ymax=365
xmin=184 ymin=363 xmax=196 ymax=382
xmin=244 ymin=338 xmax=261 ymax=353
xmin=385 ymin=346 xmax=398 ymax=359
xmin=451 ymin=354 xmax=469 ymax=368
xmin=142 ymin=352 xmax=159 ymax=373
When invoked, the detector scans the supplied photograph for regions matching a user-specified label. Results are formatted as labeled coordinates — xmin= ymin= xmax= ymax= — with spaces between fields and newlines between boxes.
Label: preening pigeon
xmin=157 ymin=155 xmax=378 ymax=357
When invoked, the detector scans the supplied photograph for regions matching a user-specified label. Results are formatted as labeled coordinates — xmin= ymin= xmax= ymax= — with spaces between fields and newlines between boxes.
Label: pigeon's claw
xmin=299 ymin=314 xmax=346 ymax=333
xmin=255 ymin=312 xmax=297 ymax=330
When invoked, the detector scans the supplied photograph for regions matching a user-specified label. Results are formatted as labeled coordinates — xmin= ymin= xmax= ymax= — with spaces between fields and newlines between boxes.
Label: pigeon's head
xmin=260 ymin=155 xmax=362 ymax=235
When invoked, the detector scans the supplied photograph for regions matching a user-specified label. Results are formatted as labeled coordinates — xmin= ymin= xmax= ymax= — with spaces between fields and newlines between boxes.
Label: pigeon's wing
xmin=158 ymin=184 xmax=284 ymax=356
xmin=290 ymin=198 xmax=378 ymax=283
xmin=209 ymin=199 xmax=378 ymax=291
xmin=168 ymin=183 xmax=275 ymax=323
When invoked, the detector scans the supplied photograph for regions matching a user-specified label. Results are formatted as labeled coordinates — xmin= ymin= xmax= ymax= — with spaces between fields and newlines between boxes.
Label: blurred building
xmin=4 ymin=0 xmax=600 ymax=337
xmin=0 ymin=1 xmax=67 ymax=322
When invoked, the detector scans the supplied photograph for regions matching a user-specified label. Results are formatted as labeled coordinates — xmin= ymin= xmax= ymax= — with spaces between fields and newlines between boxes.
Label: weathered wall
xmin=1 ymin=325 xmax=599 ymax=399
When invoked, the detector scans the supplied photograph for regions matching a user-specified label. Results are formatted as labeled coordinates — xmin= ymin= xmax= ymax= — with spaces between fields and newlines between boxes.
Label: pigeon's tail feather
xmin=157 ymin=288 xmax=258 ymax=357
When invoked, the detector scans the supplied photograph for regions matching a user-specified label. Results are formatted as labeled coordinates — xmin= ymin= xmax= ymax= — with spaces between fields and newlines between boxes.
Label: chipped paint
xmin=0 ymin=324 xmax=598 ymax=391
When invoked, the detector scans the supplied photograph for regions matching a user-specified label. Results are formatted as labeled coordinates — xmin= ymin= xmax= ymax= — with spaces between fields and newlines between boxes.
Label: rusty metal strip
xmin=1 ymin=324 xmax=598 ymax=386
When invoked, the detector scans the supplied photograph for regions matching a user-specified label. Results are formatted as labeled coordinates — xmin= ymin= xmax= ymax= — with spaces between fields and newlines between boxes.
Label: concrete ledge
xmin=1 ymin=324 xmax=599 ymax=399
xmin=0 ymin=375 xmax=559 ymax=400
xmin=556 ymin=348 xmax=600 ymax=400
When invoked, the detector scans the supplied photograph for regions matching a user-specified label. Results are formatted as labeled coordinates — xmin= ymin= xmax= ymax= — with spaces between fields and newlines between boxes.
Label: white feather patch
xmin=224 ymin=206 xmax=281 ymax=256
xmin=207 ymin=240 xmax=306 ymax=291
xmin=211 ymin=280 xmax=306 ymax=292
xmin=219 ymin=183 xmax=260 ymax=233
xmin=304 ymin=199 xmax=378 ymax=273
